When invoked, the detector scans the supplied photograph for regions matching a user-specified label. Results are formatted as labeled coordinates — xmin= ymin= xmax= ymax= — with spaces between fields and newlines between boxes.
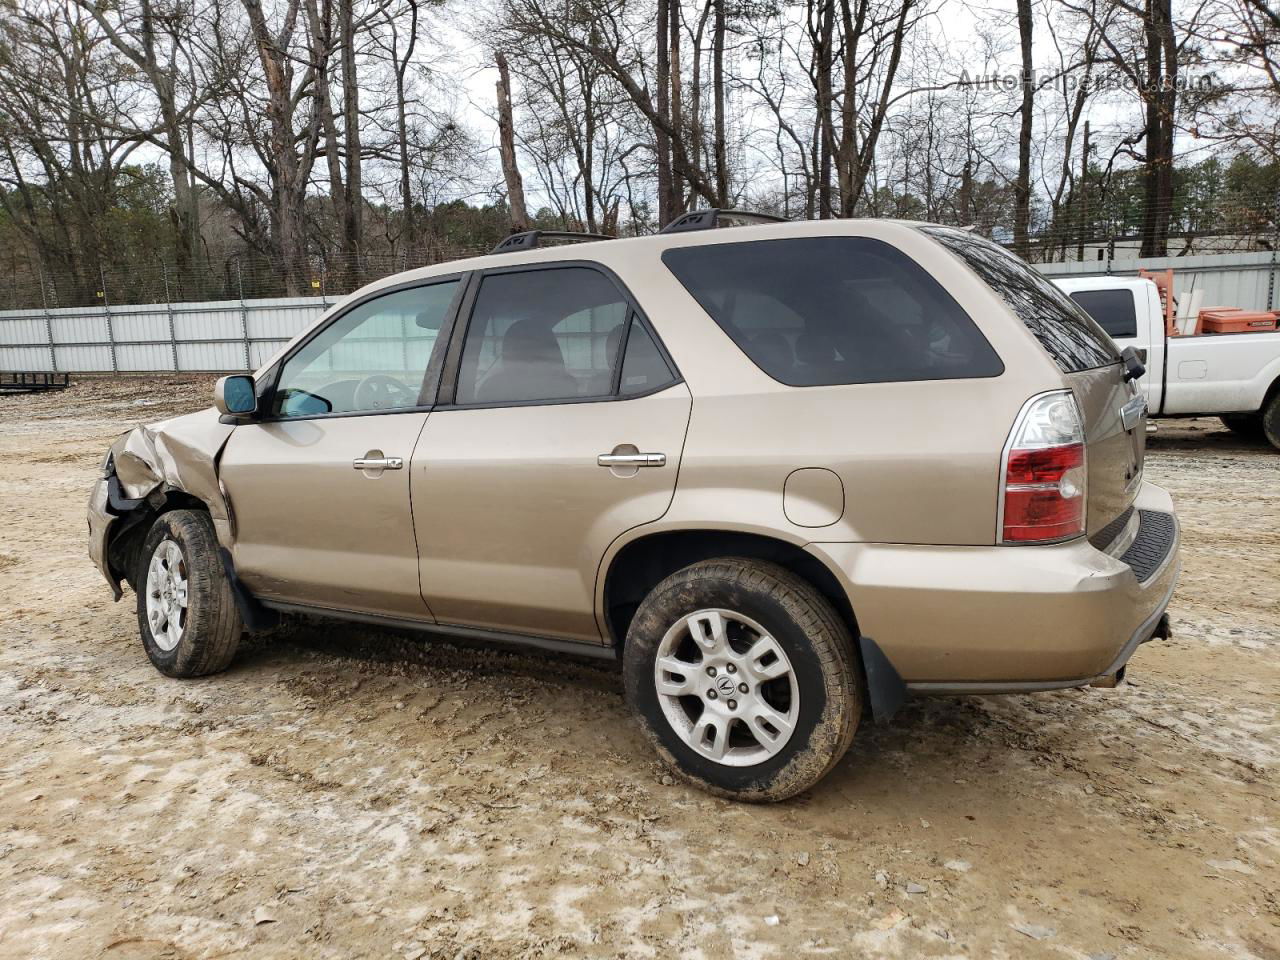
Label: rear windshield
xmin=921 ymin=226 xmax=1119 ymax=372
xmin=661 ymin=236 xmax=1004 ymax=386
xmin=1068 ymin=288 xmax=1137 ymax=339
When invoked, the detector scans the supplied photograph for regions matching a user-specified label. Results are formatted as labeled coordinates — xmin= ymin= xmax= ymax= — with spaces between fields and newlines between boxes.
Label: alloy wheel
xmin=145 ymin=539 xmax=189 ymax=652
xmin=653 ymin=608 xmax=800 ymax=766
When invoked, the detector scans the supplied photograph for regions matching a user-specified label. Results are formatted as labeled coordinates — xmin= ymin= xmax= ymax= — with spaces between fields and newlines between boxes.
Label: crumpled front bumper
xmin=87 ymin=473 xmax=118 ymax=597
xmin=85 ymin=409 xmax=237 ymax=599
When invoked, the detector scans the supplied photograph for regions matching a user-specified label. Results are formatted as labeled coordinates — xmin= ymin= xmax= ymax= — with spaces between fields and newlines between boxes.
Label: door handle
xmin=597 ymin=452 xmax=666 ymax=468
xmin=353 ymin=456 xmax=403 ymax=470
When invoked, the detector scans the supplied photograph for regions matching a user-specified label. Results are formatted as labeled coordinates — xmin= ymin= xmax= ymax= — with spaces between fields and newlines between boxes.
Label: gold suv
xmin=89 ymin=216 xmax=1180 ymax=801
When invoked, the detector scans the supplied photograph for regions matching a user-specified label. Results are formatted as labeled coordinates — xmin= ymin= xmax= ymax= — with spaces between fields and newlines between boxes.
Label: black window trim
xmin=435 ymin=259 xmax=683 ymax=412
xmin=252 ymin=271 xmax=472 ymax=424
xmin=659 ymin=236 xmax=1005 ymax=388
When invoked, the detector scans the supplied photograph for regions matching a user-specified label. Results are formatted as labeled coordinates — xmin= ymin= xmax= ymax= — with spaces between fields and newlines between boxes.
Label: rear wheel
xmin=1263 ymin=395 xmax=1280 ymax=451
xmin=623 ymin=558 xmax=859 ymax=802
xmin=135 ymin=509 xmax=243 ymax=677
xmin=1220 ymin=413 xmax=1264 ymax=441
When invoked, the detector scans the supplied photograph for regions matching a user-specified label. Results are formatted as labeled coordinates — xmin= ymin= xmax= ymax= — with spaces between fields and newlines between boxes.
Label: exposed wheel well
xmin=110 ymin=490 xmax=210 ymax=590
xmin=603 ymin=530 xmax=859 ymax=647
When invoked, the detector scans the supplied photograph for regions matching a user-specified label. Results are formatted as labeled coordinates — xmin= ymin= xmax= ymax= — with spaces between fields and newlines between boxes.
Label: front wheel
xmin=623 ymin=558 xmax=860 ymax=802
xmin=135 ymin=509 xmax=243 ymax=677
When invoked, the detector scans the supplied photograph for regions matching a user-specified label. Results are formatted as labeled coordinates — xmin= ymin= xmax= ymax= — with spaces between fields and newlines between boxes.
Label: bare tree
xmin=75 ymin=0 xmax=204 ymax=275
xmin=237 ymin=0 xmax=321 ymax=292
xmin=496 ymin=49 xmax=530 ymax=230
xmin=1013 ymin=0 xmax=1034 ymax=256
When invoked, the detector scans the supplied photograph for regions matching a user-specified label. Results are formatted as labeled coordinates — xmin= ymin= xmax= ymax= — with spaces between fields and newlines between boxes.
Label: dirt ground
xmin=0 ymin=375 xmax=1276 ymax=960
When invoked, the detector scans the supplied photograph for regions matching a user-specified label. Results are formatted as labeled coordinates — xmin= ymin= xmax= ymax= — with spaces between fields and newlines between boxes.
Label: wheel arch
xmin=599 ymin=528 xmax=860 ymax=649
xmin=108 ymin=488 xmax=215 ymax=591
xmin=1264 ymin=370 xmax=1280 ymax=410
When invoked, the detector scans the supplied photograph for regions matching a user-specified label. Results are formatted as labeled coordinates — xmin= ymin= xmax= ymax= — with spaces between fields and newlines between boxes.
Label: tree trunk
xmin=689 ymin=2 xmax=712 ymax=203
xmin=1077 ymin=120 xmax=1090 ymax=262
xmin=656 ymin=0 xmax=674 ymax=223
xmin=669 ymin=0 xmax=685 ymax=213
xmin=1155 ymin=0 xmax=1177 ymax=256
xmin=712 ymin=0 xmax=728 ymax=205
xmin=812 ymin=0 xmax=835 ymax=218
xmin=306 ymin=0 xmax=348 ymax=250
xmin=836 ymin=0 xmax=865 ymax=217
xmin=241 ymin=0 xmax=308 ymax=294
xmin=847 ymin=0 xmax=912 ymax=205
xmin=339 ymin=0 xmax=362 ymax=279
xmin=1139 ymin=0 xmax=1175 ymax=257
xmin=496 ymin=50 xmax=529 ymax=232
xmin=1013 ymin=0 xmax=1034 ymax=259
xmin=958 ymin=159 xmax=973 ymax=225
xmin=395 ymin=0 xmax=419 ymax=252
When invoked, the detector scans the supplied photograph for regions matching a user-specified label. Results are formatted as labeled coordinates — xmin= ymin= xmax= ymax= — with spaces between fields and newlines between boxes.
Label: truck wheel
xmin=1220 ymin=414 xmax=1264 ymax=441
xmin=1263 ymin=395 xmax=1280 ymax=451
xmin=135 ymin=509 xmax=243 ymax=678
xmin=623 ymin=558 xmax=860 ymax=802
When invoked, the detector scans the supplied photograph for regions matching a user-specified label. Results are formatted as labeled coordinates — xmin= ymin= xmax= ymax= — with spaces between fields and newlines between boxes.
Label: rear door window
xmin=455 ymin=267 xmax=629 ymax=405
xmin=661 ymin=237 xmax=1003 ymax=386
xmin=1067 ymin=289 xmax=1138 ymax=339
xmin=921 ymin=226 xmax=1119 ymax=371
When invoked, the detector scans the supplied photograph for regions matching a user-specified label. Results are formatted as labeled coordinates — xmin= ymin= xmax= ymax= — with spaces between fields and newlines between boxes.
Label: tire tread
xmin=136 ymin=509 xmax=242 ymax=678
xmin=624 ymin=556 xmax=860 ymax=801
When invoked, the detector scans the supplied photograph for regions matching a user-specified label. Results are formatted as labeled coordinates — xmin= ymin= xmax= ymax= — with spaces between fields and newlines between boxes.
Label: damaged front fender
xmin=88 ymin=408 xmax=237 ymax=598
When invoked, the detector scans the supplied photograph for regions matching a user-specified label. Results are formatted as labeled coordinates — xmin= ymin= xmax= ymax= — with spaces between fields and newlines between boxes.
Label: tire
xmin=1220 ymin=413 xmax=1265 ymax=441
xmin=1263 ymin=395 xmax=1280 ymax=451
xmin=135 ymin=509 xmax=243 ymax=678
xmin=623 ymin=558 xmax=860 ymax=802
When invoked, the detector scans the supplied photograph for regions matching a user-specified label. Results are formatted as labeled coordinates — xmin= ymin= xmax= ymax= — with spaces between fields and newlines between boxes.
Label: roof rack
xmin=659 ymin=208 xmax=790 ymax=235
xmin=490 ymin=229 xmax=614 ymax=254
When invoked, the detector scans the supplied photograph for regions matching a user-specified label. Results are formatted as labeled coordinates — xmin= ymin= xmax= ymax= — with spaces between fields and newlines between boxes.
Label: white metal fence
xmin=1 ymin=250 xmax=1276 ymax=374
xmin=0 ymin=296 xmax=330 ymax=373
xmin=1037 ymin=250 xmax=1279 ymax=316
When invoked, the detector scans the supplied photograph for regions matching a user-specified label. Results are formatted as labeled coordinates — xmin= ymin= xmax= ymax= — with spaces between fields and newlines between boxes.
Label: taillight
xmin=1000 ymin=390 xmax=1087 ymax=543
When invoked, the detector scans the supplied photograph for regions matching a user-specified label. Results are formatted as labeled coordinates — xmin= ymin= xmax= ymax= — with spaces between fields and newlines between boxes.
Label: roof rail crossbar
xmin=490 ymin=229 xmax=614 ymax=254
xmin=659 ymin=208 xmax=790 ymax=235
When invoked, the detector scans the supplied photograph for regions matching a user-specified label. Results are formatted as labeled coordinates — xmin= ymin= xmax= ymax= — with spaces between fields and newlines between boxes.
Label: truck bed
xmin=1162 ymin=329 xmax=1280 ymax=415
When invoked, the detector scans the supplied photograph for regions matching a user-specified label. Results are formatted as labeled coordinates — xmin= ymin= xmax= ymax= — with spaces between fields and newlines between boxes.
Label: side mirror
xmin=214 ymin=375 xmax=257 ymax=417
xmin=1121 ymin=346 xmax=1146 ymax=383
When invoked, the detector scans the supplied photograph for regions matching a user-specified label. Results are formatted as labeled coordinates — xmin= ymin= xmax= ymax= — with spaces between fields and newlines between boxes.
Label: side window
xmin=662 ymin=237 xmax=1004 ymax=386
xmin=619 ymin=319 xmax=676 ymax=396
xmin=1068 ymin=289 xmax=1138 ymax=339
xmin=274 ymin=280 xmax=458 ymax=417
xmin=456 ymin=267 xmax=629 ymax=405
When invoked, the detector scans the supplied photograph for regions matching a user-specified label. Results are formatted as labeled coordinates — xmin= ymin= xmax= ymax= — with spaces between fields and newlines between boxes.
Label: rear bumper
xmin=807 ymin=480 xmax=1180 ymax=690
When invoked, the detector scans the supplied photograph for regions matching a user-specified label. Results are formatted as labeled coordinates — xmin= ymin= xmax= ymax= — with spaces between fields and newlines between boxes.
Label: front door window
xmin=274 ymin=280 xmax=459 ymax=417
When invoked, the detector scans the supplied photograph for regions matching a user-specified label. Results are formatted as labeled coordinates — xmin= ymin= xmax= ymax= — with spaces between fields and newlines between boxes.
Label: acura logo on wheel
xmin=715 ymin=675 xmax=736 ymax=696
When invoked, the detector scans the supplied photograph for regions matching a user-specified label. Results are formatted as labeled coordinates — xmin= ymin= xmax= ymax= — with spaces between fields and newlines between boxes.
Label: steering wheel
xmin=352 ymin=374 xmax=418 ymax=411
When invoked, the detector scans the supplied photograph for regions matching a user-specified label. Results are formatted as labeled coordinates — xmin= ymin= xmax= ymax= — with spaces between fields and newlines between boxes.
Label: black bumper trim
xmin=1120 ymin=510 xmax=1177 ymax=583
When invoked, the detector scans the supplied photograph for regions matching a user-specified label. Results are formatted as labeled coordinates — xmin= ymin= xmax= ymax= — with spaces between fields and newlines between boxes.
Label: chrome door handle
xmin=597 ymin=453 xmax=666 ymax=468
xmin=353 ymin=456 xmax=403 ymax=470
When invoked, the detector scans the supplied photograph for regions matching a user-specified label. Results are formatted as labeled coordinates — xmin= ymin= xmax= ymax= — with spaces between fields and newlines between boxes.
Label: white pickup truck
xmin=1053 ymin=276 xmax=1280 ymax=450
